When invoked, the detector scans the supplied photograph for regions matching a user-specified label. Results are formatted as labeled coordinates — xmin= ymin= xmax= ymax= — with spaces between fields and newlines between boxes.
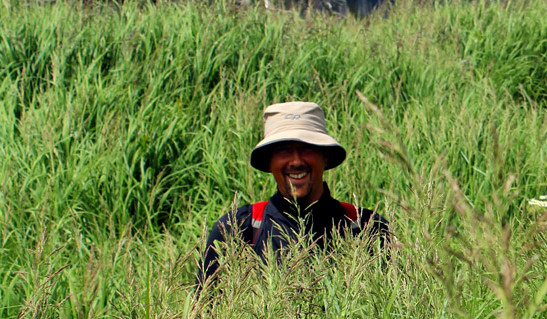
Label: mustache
xmin=284 ymin=164 xmax=310 ymax=173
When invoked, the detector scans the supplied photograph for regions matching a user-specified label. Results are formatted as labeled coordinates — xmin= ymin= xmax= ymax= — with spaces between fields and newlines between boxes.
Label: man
xmin=198 ymin=101 xmax=388 ymax=286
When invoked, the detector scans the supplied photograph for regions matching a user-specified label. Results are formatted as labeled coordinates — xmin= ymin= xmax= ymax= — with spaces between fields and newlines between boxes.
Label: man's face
xmin=269 ymin=141 xmax=328 ymax=205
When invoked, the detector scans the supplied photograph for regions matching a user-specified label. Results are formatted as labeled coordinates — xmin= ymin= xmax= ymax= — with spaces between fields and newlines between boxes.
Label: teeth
xmin=289 ymin=172 xmax=307 ymax=179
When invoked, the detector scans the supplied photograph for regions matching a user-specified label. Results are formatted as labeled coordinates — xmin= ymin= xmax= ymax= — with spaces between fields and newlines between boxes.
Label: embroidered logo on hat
xmin=284 ymin=114 xmax=301 ymax=120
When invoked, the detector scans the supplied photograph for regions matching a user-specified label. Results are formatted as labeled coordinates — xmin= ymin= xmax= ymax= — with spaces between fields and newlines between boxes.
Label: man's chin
xmin=291 ymin=190 xmax=313 ymax=204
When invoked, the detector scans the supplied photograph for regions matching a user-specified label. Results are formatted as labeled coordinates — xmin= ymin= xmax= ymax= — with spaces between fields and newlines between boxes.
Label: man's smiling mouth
xmin=288 ymin=172 xmax=308 ymax=179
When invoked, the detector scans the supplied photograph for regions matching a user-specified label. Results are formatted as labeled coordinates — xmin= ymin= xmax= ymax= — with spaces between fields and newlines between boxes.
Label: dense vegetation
xmin=0 ymin=0 xmax=545 ymax=317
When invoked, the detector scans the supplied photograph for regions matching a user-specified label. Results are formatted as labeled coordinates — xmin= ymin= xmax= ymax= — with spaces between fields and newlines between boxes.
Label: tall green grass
xmin=0 ymin=0 xmax=545 ymax=317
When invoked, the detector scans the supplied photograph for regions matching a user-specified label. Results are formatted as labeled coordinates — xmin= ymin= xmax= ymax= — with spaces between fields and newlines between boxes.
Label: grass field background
xmin=0 ymin=0 xmax=546 ymax=317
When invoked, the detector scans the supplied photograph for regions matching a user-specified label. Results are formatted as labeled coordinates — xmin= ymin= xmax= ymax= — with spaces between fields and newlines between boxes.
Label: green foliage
xmin=0 ymin=0 xmax=545 ymax=317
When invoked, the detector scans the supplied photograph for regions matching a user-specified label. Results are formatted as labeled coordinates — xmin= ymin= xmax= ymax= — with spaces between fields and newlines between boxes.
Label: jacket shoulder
xmin=359 ymin=208 xmax=389 ymax=237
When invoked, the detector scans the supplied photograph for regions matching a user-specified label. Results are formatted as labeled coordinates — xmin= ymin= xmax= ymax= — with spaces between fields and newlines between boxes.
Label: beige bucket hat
xmin=250 ymin=101 xmax=346 ymax=172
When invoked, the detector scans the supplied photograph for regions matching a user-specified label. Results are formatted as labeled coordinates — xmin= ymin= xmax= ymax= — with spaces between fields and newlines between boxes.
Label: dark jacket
xmin=197 ymin=183 xmax=389 ymax=286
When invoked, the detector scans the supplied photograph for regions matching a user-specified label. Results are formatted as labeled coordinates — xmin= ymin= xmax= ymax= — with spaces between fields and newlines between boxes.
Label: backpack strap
xmin=251 ymin=200 xmax=359 ymax=245
xmin=251 ymin=201 xmax=268 ymax=245
xmin=339 ymin=202 xmax=358 ymax=221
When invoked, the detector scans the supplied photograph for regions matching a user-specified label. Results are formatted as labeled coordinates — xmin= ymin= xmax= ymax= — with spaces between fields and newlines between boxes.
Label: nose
xmin=288 ymin=148 xmax=305 ymax=167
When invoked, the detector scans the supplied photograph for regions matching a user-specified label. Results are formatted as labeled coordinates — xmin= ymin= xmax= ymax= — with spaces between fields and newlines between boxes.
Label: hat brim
xmin=250 ymin=129 xmax=346 ymax=172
